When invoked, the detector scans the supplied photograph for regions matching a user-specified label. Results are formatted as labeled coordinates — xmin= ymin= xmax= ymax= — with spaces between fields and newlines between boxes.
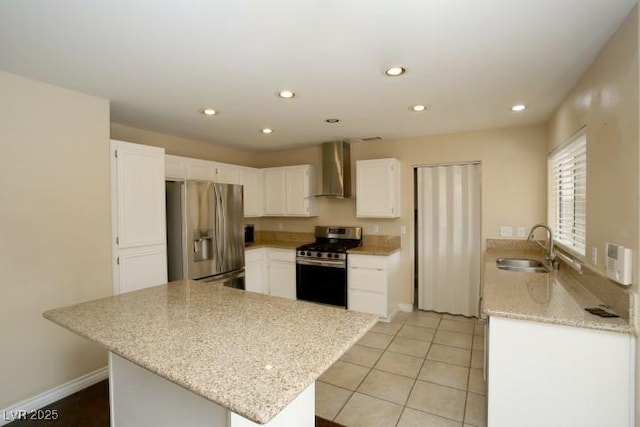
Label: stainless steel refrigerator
xmin=165 ymin=180 xmax=245 ymax=288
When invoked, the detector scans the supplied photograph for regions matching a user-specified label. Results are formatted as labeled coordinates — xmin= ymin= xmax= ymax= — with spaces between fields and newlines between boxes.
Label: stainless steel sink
xmin=496 ymin=258 xmax=550 ymax=273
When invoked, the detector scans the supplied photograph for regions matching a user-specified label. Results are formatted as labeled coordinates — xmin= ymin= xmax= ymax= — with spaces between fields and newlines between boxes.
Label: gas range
xmin=295 ymin=226 xmax=363 ymax=308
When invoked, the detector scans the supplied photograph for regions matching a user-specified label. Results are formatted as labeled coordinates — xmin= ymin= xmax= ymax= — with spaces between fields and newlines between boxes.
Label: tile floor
xmin=317 ymin=310 xmax=487 ymax=427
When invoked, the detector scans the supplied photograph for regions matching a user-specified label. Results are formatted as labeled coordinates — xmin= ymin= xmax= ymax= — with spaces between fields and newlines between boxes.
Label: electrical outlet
xmin=400 ymin=225 xmax=406 ymax=235
xmin=277 ymin=222 xmax=283 ymax=231
xmin=516 ymin=227 xmax=526 ymax=238
xmin=591 ymin=247 xmax=598 ymax=265
xmin=500 ymin=226 xmax=513 ymax=237
xmin=372 ymin=224 xmax=379 ymax=233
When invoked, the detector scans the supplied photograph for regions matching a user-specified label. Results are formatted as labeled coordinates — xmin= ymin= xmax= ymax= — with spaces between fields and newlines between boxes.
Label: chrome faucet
xmin=527 ymin=224 xmax=559 ymax=269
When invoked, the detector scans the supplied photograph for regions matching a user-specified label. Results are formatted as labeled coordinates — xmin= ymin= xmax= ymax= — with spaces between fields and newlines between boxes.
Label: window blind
xmin=548 ymin=130 xmax=587 ymax=256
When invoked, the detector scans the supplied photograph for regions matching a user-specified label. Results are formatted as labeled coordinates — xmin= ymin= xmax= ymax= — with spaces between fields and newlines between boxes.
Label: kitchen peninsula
xmin=44 ymin=279 xmax=378 ymax=426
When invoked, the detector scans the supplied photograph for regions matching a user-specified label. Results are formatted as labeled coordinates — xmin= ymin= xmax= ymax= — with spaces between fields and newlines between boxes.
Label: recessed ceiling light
xmin=385 ymin=66 xmax=406 ymax=77
xmin=278 ymin=90 xmax=295 ymax=99
xmin=200 ymin=108 xmax=217 ymax=116
xmin=261 ymin=128 xmax=273 ymax=134
xmin=511 ymin=104 xmax=526 ymax=112
xmin=411 ymin=104 xmax=426 ymax=112
xmin=325 ymin=118 xmax=340 ymax=123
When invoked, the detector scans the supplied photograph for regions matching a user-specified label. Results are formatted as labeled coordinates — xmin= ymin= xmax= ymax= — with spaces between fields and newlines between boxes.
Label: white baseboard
xmin=398 ymin=303 xmax=414 ymax=313
xmin=0 ymin=366 xmax=108 ymax=426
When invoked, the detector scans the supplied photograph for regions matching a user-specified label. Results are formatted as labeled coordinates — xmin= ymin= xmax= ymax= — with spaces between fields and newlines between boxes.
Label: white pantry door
xmin=416 ymin=163 xmax=481 ymax=317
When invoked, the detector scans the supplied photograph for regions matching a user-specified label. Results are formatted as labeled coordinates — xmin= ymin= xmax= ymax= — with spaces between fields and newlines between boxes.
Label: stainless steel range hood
xmin=316 ymin=140 xmax=352 ymax=198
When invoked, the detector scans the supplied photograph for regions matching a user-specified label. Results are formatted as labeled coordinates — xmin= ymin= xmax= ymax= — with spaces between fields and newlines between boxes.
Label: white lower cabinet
xmin=245 ymin=248 xmax=268 ymax=294
xmin=348 ymin=252 xmax=400 ymax=321
xmin=267 ymin=249 xmax=296 ymax=299
xmin=487 ymin=316 xmax=635 ymax=427
xmin=244 ymin=247 xmax=296 ymax=299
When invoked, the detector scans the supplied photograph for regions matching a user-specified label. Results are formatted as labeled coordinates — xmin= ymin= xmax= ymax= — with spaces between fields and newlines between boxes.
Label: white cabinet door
xmin=286 ymin=165 xmax=311 ymax=216
xmin=348 ymin=252 xmax=399 ymax=321
xmin=239 ymin=167 xmax=262 ymax=217
xmin=263 ymin=168 xmax=287 ymax=215
xmin=245 ymin=248 xmax=267 ymax=294
xmin=111 ymin=140 xmax=167 ymax=295
xmin=116 ymin=247 xmax=168 ymax=294
xmin=186 ymin=158 xmax=216 ymax=181
xmin=488 ymin=316 xmax=634 ymax=427
xmin=267 ymin=249 xmax=296 ymax=299
xmin=356 ymin=158 xmax=401 ymax=218
xmin=165 ymin=155 xmax=186 ymax=180
xmin=215 ymin=163 xmax=242 ymax=185
xmin=113 ymin=141 xmax=166 ymax=249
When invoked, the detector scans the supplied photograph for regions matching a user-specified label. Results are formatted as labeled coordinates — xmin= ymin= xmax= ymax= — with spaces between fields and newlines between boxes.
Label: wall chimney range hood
xmin=316 ymin=140 xmax=352 ymax=198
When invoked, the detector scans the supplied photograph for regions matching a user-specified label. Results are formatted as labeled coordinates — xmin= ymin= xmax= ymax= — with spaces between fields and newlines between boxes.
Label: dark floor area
xmin=6 ymin=380 xmax=344 ymax=426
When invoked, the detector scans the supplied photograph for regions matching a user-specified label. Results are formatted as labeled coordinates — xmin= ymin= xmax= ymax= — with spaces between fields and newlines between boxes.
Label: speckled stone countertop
xmin=483 ymin=249 xmax=633 ymax=334
xmin=245 ymin=241 xmax=302 ymax=250
xmin=44 ymin=280 xmax=378 ymax=424
xmin=347 ymin=245 xmax=400 ymax=256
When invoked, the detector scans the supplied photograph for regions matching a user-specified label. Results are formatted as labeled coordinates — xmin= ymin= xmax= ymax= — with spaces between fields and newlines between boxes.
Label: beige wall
xmin=253 ymin=125 xmax=549 ymax=305
xmin=111 ymin=122 xmax=257 ymax=166
xmin=0 ymin=72 xmax=112 ymax=408
xmin=548 ymin=6 xmax=639 ymax=424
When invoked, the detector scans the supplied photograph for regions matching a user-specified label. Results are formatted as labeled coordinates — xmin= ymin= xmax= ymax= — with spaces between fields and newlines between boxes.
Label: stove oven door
xmin=296 ymin=258 xmax=347 ymax=308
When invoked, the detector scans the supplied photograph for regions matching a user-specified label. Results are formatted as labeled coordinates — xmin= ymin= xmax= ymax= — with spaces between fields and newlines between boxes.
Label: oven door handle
xmin=296 ymin=258 xmax=345 ymax=268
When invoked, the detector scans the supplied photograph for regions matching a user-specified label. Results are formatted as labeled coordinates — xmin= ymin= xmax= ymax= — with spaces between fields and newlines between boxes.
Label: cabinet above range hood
xmin=315 ymin=140 xmax=352 ymax=198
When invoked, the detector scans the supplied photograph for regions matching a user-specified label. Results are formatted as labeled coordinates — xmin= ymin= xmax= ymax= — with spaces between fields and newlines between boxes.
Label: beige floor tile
xmin=335 ymin=392 xmax=403 ymax=427
xmin=467 ymin=368 xmax=486 ymax=395
xmin=340 ymin=344 xmax=384 ymax=368
xmin=319 ymin=360 xmax=370 ymax=390
xmin=433 ymin=330 xmax=473 ymax=349
xmin=441 ymin=314 xmax=476 ymax=323
xmin=397 ymin=407 xmax=463 ymax=427
xmin=372 ymin=321 xmax=403 ymax=335
xmin=427 ymin=344 xmax=471 ymax=367
xmin=418 ymin=360 xmax=469 ymax=390
xmin=397 ymin=324 xmax=436 ymax=342
xmin=374 ymin=350 xmax=424 ymax=378
xmin=406 ymin=313 xmax=441 ymax=329
xmin=415 ymin=310 xmax=443 ymax=319
xmin=470 ymin=350 xmax=484 ymax=369
xmin=315 ymin=381 xmax=352 ymax=420
xmin=388 ymin=336 xmax=431 ymax=358
xmin=392 ymin=311 xmax=411 ymax=323
xmin=357 ymin=369 xmax=415 ymax=405
xmin=472 ymin=335 xmax=485 ymax=351
xmin=438 ymin=319 xmax=475 ymax=335
xmin=358 ymin=331 xmax=394 ymax=350
xmin=464 ymin=392 xmax=487 ymax=427
xmin=406 ymin=380 xmax=466 ymax=422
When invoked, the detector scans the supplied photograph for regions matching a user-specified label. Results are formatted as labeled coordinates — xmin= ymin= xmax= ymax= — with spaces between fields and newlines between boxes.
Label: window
xmin=548 ymin=129 xmax=587 ymax=256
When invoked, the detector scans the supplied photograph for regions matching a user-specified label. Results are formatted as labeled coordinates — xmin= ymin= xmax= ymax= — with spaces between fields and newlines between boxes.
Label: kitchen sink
xmin=496 ymin=258 xmax=550 ymax=273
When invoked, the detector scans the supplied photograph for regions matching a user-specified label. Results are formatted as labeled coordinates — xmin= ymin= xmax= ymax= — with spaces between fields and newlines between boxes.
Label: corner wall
xmin=0 ymin=72 xmax=112 ymax=408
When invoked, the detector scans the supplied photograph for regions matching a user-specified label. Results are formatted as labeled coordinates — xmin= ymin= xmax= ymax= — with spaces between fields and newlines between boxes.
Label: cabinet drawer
xmin=348 ymin=290 xmax=386 ymax=317
xmin=267 ymin=248 xmax=295 ymax=262
xmin=348 ymin=268 xmax=386 ymax=293
xmin=349 ymin=254 xmax=387 ymax=270
xmin=245 ymin=248 xmax=266 ymax=262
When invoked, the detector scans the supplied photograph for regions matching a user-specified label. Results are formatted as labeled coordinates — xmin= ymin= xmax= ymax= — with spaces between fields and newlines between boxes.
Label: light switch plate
xmin=500 ymin=226 xmax=513 ymax=237
xmin=516 ymin=227 xmax=526 ymax=237
xmin=591 ymin=247 xmax=597 ymax=265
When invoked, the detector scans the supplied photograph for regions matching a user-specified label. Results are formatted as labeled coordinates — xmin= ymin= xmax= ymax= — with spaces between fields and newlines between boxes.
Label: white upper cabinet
xmin=214 ymin=162 xmax=242 ymax=185
xmin=239 ymin=167 xmax=262 ymax=217
xmin=112 ymin=141 xmax=167 ymax=248
xmin=263 ymin=165 xmax=316 ymax=217
xmin=185 ymin=158 xmax=216 ymax=181
xmin=165 ymin=155 xmax=186 ymax=180
xmin=356 ymin=158 xmax=401 ymax=218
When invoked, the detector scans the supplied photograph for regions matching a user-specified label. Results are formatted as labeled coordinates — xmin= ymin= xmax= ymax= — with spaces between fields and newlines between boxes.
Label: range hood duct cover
xmin=317 ymin=140 xmax=352 ymax=198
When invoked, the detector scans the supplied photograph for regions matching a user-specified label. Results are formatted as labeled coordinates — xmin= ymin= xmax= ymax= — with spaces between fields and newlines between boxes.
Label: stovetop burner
xmin=296 ymin=226 xmax=363 ymax=261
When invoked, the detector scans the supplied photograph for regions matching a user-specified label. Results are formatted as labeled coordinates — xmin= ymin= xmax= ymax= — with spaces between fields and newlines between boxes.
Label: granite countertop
xmin=347 ymin=245 xmax=401 ymax=256
xmin=483 ymin=249 xmax=633 ymax=334
xmin=44 ymin=281 xmax=377 ymax=424
xmin=244 ymin=241 xmax=304 ymax=250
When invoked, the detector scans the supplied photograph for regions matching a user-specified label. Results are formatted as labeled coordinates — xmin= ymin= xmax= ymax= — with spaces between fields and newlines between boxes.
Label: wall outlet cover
xmin=500 ymin=226 xmax=513 ymax=237
xmin=516 ymin=227 xmax=526 ymax=237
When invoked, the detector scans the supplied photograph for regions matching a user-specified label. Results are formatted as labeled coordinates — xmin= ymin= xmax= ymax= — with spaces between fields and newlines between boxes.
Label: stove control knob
xmin=306 ymin=251 xmax=311 ymax=256
xmin=316 ymin=252 xmax=322 ymax=257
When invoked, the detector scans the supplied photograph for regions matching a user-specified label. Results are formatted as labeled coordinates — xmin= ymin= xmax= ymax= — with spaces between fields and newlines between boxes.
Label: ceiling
xmin=0 ymin=1 xmax=637 ymax=152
